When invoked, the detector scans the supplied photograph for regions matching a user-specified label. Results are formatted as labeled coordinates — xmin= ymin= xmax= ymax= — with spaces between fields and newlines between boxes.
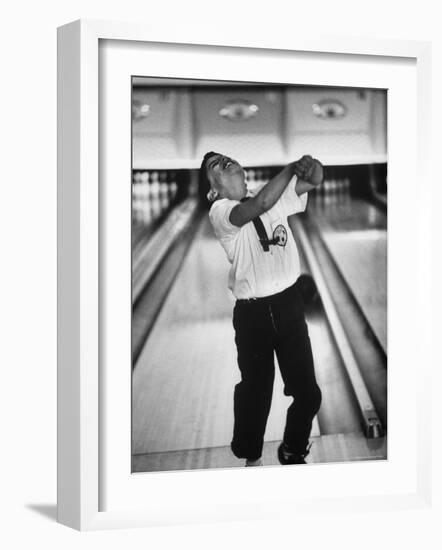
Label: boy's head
xmin=200 ymin=151 xmax=247 ymax=203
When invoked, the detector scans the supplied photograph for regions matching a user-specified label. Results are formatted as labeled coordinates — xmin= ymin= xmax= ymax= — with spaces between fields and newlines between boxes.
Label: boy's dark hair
xmin=198 ymin=151 xmax=220 ymax=206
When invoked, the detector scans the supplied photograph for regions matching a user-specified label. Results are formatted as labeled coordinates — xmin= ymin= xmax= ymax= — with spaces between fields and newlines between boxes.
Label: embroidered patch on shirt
xmin=273 ymin=224 xmax=288 ymax=247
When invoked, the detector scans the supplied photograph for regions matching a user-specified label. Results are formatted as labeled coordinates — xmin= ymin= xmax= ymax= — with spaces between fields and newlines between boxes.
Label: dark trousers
xmin=231 ymin=281 xmax=322 ymax=460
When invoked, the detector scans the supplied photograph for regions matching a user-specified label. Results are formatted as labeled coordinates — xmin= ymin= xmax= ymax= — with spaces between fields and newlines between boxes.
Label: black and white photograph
xmin=4 ymin=0 xmax=437 ymax=541
xmin=131 ymin=77 xmax=387 ymax=473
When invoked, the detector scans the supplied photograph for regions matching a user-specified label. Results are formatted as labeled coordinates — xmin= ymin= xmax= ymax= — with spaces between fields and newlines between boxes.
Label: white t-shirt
xmin=209 ymin=175 xmax=307 ymax=299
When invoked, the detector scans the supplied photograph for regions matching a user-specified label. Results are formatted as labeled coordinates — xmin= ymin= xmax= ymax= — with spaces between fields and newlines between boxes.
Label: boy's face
xmin=206 ymin=154 xmax=247 ymax=201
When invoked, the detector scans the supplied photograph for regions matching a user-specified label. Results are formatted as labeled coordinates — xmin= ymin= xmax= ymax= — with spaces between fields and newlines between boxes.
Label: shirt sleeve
xmin=278 ymin=174 xmax=308 ymax=216
xmin=209 ymin=198 xmax=241 ymax=242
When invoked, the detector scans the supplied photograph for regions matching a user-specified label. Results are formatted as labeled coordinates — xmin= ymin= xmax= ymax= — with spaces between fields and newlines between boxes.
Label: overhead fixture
xmin=219 ymin=99 xmax=259 ymax=122
xmin=132 ymin=100 xmax=151 ymax=120
xmin=312 ymin=99 xmax=347 ymax=120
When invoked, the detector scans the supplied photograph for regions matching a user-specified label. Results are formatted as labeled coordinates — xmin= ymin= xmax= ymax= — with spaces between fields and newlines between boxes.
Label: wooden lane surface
xmin=132 ymin=216 xmax=322 ymax=455
xmin=307 ymin=312 xmax=362 ymax=435
xmin=132 ymin=432 xmax=387 ymax=472
xmin=310 ymin=198 xmax=387 ymax=353
xmin=311 ymin=197 xmax=386 ymax=233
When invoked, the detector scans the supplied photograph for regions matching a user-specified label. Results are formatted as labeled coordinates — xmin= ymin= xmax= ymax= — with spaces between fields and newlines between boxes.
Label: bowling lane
xmin=133 ymin=214 xmax=349 ymax=457
xmin=308 ymin=197 xmax=387 ymax=353
xmin=132 ymin=216 xmax=236 ymax=454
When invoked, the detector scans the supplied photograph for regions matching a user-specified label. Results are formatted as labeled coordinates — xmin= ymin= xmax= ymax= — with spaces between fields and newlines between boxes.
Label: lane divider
xmin=292 ymin=216 xmax=384 ymax=439
xmin=132 ymin=198 xmax=199 ymax=305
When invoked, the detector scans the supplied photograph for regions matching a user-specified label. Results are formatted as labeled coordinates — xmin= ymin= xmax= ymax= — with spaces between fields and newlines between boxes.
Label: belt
xmin=236 ymin=281 xmax=298 ymax=305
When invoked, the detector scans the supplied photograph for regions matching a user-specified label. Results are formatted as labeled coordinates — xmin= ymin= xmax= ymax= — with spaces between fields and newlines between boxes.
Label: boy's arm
xmin=229 ymin=159 xmax=308 ymax=227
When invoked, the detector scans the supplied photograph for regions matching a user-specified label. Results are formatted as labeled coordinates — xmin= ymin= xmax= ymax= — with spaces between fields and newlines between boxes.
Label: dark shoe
xmin=245 ymin=457 xmax=263 ymax=467
xmin=277 ymin=442 xmax=311 ymax=465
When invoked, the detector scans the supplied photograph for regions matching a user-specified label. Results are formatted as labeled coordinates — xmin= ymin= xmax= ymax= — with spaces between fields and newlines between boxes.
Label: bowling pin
xmin=170 ymin=181 xmax=177 ymax=201
xmin=150 ymin=171 xmax=161 ymax=218
xmin=133 ymin=173 xmax=142 ymax=221
xmin=140 ymin=172 xmax=151 ymax=224
xmin=131 ymin=180 xmax=138 ymax=222
xmin=142 ymin=172 xmax=150 ymax=205
xmin=326 ymin=177 xmax=334 ymax=206
xmin=333 ymin=178 xmax=339 ymax=204
xmin=160 ymin=183 xmax=169 ymax=210
xmin=336 ymin=178 xmax=341 ymax=204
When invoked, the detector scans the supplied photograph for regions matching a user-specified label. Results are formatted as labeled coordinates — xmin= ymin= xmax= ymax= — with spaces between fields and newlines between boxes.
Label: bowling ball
xmin=296 ymin=274 xmax=319 ymax=309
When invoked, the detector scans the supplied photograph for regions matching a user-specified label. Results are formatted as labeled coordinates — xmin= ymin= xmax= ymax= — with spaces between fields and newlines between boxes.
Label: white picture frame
xmin=57 ymin=19 xmax=432 ymax=531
